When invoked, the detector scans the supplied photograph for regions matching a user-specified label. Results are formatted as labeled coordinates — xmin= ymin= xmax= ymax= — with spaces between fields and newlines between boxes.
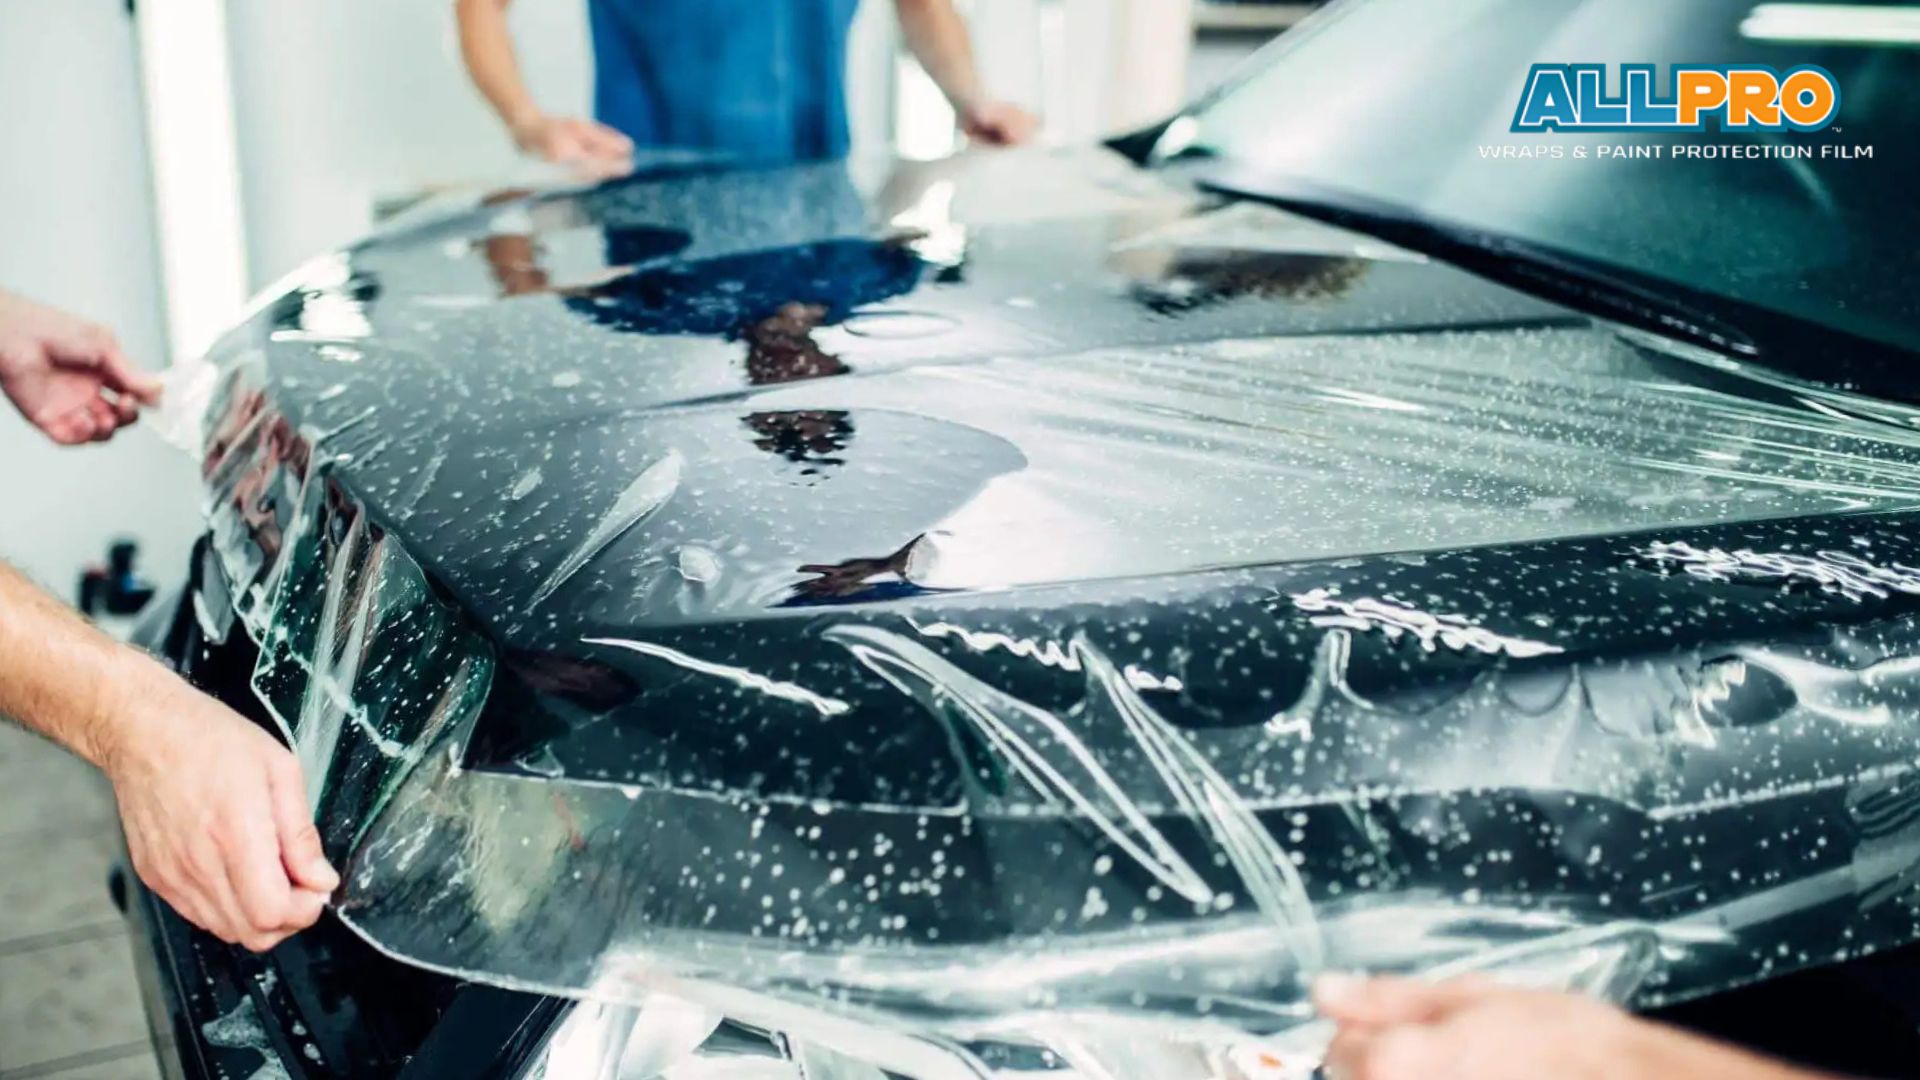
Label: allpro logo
xmin=1510 ymin=64 xmax=1840 ymax=133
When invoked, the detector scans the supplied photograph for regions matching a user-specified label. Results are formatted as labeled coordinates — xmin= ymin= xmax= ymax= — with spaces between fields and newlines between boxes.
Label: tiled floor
xmin=0 ymin=724 xmax=164 ymax=1080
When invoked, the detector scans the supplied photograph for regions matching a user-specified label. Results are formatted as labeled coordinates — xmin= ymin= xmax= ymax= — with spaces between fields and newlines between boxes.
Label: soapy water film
xmin=170 ymin=161 xmax=1920 ymax=1076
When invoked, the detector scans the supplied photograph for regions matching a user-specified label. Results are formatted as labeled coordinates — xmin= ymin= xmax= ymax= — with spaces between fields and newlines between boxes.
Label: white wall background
xmin=0 ymin=0 xmax=200 ymax=595
xmin=224 ymin=0 xmax=596 ymax=289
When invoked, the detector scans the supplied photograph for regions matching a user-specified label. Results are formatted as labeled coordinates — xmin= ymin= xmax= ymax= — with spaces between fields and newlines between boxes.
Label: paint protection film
xmin=175 ymin=150 xmax=1920 ymax=1075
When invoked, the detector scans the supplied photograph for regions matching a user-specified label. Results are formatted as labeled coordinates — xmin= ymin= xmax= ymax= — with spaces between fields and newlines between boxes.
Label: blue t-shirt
xmin=588 ymin=0 xmax=861 ymax=163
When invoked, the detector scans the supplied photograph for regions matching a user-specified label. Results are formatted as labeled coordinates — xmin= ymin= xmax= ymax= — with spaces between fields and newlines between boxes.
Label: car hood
xmin=179 ymin=147 xmax=1920 ymax=1071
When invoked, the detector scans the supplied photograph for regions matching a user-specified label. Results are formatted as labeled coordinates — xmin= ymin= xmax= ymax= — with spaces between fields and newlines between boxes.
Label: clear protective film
xmin=179 ymin=146 xmax=1920 ymax=1077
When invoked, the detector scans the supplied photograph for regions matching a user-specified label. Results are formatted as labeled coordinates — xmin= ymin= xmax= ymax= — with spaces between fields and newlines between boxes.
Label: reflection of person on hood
xmin=565 ymin=236 xmax=924 ymax=343
xmin=477 ymin=156 xmax=932 ymax=365
xmin=476 ymin=186 xmax=692 ymax=299
xmin=560 ymin=236 xmax=923 ymax=411
xmin=741 ymin=302 xmax=849 ymax=386
xmin=744 ymin=406 xmax=853 ymax=468
xmin=471 ymin=167 xmax=1019 ymax=610
xmin=473 ymin=176 xmax=924 ymax=385
xmin=1127 ymin=250 xmax=1370 ymax=316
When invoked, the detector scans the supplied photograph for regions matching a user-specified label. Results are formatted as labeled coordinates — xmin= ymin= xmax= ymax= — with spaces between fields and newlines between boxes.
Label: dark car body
xmin=121 ymin=3 xmax=1920 ymax=1076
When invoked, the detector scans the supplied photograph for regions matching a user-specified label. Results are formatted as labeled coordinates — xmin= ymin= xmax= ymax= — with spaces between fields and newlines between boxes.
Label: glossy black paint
xmin=229 ymin=151 xmax=1920 ymax=800
xmin=125 ymin=571 xmax=1920 ymax=1078
xmin=169 ymin=144 xmax=1920 ymax=1054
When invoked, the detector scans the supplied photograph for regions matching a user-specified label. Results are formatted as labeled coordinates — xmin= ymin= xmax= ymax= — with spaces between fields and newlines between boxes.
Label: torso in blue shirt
xmin=588 ymin=0 xmax=861 ymax=163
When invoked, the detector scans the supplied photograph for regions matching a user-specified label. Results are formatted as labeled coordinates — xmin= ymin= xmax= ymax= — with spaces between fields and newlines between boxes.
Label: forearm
xmin=455 ymin=0 xmax=541 ymax=130
xmin=894 ymin=0 xmax=986 ymax=114
xmin=1631 ymin=1019 xmax=1839 ymax=1080
xmin=0 ymin=560 xmax=155 ymax=770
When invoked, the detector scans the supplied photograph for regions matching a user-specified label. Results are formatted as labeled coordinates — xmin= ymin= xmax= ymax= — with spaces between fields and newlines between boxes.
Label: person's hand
xmin=1316 ymin=975 xmax=1631 ymax=1080
xmin=960 ymin=100 xmax=1039 ymax=145
xmin=0 ymin=290 xmax=161 ymax=445
xmin=509 ymin=113 xmax=634 ymax=176
xmin=1313 ymin=974 xmax=1821 ymax=1080
xmin=101 ymin=663 xmax=339 ymax=952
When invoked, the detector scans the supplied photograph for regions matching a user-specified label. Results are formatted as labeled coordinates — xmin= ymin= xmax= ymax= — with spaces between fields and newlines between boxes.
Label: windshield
xmin=1163 ymin=0 xmax=1919 ymax=360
